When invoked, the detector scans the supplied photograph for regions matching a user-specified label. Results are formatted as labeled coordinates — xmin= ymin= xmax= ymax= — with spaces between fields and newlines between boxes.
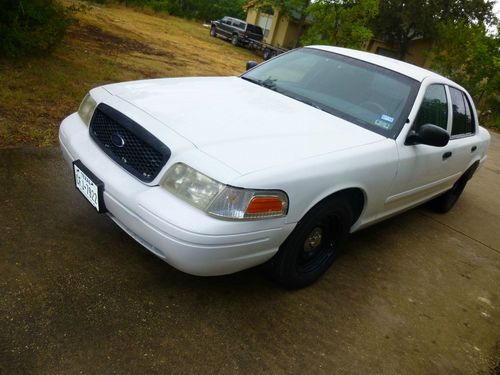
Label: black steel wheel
xmin=267 ymin=196 xmax=353 ymax=289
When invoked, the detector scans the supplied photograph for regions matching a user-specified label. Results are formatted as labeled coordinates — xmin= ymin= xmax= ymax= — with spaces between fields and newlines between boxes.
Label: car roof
xmin=227 ymin=17 xmax=246 ymax=24
xmin=307 ymin=45 xmax=453 ymax=84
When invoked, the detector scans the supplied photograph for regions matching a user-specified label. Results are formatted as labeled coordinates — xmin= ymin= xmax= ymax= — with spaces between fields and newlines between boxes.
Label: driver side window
xmin=414 ymin=84 xmax=448 ymax=131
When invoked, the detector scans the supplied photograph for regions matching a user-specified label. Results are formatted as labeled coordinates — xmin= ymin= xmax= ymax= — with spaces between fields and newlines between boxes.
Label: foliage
xmin=301 ymin=0 xmax=378 ymax=49
xmin=86 ymin=0 xmax=246 ymax=21
xmin=252 ymin=0 xmax=310 ymax=19
xmin=430 ymin=21 xmax=500 ymax=129
xmin=0 ymin=3 xmax=257 ymax=147
xmin=371 ymin=0 xmax=496 ymax=59
xmin=151 ymin=0 xmax=247 ymax=21
xmin=0 ymin=0 xmax=76 ymax=57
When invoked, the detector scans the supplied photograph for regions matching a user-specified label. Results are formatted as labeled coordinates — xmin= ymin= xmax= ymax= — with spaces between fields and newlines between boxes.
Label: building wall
xmin=246 ymin=6 xmax=298 ymax=47
xmin=272 ymin=17 xmax=302 ymax=48
xmin=283 ymin=21 xmax=301 ymax=48
xmin=246 ymin=7 xmax=258 ymax=24
xmin=272 ymin=15 xmax=289 ymax=47
xmin=404 ymin=39 xmax=433 ymax=68
xmin=246 ymin=7 xmax=277 ymax=44
xmin=266 ymin=10 xmax=280 ymax=44
xmin=367 ymin=39 xmax=433 ymax=67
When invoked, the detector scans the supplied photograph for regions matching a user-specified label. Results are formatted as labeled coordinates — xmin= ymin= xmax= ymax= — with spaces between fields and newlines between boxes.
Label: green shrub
xmin=149 ymin=0 xmax=169 ymax=13
xmin=0 ymin=0 xmax=75 ymax=58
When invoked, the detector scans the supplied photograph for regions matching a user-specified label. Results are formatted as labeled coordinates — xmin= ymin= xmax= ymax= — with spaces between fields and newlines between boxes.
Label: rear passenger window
xmin=414 ymin=84 xmax=448 ymax=131
xmin=449 ymin=87 xmax=475 ymax=136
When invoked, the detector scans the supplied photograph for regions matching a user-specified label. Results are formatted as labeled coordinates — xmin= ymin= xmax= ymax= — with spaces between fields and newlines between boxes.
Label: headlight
xmin=162 ymin=163 xmax=288 ymax=220
xmin=78 ymin=93 xmax=97 ymax=126
xmin=208 ymin=186 xmax=288 ymax=220
xmin=162 ymin=163 xmax=225 ymax=211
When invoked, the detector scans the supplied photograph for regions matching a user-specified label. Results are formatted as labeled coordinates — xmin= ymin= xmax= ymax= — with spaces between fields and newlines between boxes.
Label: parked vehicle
xmin=210 ymin=16 xmax=286 ymax=60
xmin=210 ymin=16 xmax=263 ymax=46
xmin=60 ymin=46 xmax=490 ymax=288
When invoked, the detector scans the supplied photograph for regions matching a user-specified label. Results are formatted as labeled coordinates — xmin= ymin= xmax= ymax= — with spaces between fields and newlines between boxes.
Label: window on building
xmin=257 ymin=14 xmax=273 ymax=38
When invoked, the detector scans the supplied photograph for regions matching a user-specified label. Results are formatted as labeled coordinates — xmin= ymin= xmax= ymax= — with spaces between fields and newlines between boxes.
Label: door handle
xmin=471 ymin=146 xmax=477 ymax=153
xmin=442 ymin=151 xmax=452 ymax=160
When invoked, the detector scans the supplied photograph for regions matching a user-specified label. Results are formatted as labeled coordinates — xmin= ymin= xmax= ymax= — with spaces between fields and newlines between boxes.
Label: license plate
xmin=73 ymin=160 xmax=106 ymax=213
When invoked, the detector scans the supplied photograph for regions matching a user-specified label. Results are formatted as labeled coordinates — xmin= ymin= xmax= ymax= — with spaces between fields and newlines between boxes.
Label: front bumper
xmin=59 ymin=113 xmax=295 ymax=276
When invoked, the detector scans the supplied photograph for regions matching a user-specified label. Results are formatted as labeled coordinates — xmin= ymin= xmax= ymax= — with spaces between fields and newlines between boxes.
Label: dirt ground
xmin=0 ymin=132 xmax=499 ymax=373
xmin=0 ymin=2 xmax=258 ymax=147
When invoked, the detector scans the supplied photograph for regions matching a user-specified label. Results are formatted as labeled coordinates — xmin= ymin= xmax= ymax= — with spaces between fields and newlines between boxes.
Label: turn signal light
xmin=246 ymin=196 xmax=286 ymax=216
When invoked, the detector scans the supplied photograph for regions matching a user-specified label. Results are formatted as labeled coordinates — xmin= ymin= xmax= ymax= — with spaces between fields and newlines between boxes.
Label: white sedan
xmin=59 ymin=46 xmax=490 ymax=288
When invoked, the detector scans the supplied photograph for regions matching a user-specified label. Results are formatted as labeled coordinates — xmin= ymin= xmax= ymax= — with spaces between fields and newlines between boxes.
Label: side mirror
xmin=406 ymin=124 xmax=450 ymax=147
xmin=246 ymin=61 xmax=258 ymax=71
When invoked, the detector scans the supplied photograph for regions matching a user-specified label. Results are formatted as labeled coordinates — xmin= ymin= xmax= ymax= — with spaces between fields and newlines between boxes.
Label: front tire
xmin=210 ymin=27 xmax=217 ymax=37
xmin=268 ymin=197 xmax=353 ymax=289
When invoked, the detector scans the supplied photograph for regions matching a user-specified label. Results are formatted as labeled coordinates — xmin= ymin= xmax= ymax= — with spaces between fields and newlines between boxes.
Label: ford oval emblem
xmin=111 ymin=133 xmax=125 ymax=148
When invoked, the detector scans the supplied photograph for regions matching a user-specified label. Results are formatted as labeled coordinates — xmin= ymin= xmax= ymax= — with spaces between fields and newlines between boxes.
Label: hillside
xmin=0 ymin=2 xmax=259 ymax=147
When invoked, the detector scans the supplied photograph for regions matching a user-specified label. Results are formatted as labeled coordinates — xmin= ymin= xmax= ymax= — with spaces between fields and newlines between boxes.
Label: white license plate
xmin=73 ymin=161 xmax=105 ymax=212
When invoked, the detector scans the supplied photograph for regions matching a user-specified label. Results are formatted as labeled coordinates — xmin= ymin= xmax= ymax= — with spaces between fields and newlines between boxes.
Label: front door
xmin=386 ymin=83 xmax=458 ymax=211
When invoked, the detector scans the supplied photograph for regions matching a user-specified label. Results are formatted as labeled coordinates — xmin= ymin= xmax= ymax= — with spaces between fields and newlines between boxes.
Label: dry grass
xmin=0 ymin=2 xmax=260 ymax=147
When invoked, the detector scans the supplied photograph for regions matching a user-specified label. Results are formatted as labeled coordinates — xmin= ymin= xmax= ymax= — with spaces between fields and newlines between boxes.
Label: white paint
xmin=59 ymin=47 xmax=491 ymax=276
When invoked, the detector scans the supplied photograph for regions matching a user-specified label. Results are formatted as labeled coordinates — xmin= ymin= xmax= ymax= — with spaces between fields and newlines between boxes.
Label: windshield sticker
xmin=374 ymin=119 xmax=392 ymax=129
xmin=381 ymin=114 xmax=394 ymax=123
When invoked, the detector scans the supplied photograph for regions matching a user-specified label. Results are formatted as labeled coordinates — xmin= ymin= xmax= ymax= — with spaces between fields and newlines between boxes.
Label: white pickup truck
xmin=60 ymin=46 xmax=490 ymax=288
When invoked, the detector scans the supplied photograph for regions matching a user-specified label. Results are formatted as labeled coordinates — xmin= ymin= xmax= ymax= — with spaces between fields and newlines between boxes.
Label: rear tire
xmin=267 ymin=197 xmax=353 ymax=289
xmin=430 ymin=162 xmax=478 ymax=213
xmin=263 ymin=48 xmax=274 ymax=60
xmin=231 ymin=34 xmax=239 ymax=46
xmin=430 ymin=176 xmax=468 ymax=213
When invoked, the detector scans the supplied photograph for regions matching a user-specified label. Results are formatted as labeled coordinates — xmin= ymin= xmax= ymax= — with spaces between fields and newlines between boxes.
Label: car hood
xmin=104 ymin=77 xmax=385 ymax=175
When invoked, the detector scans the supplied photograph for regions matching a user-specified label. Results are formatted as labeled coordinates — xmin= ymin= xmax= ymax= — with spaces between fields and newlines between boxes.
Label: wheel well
xmin=464 ymin=160 xmax=480 ymax=181
xmin=337 ymin=188 xmax=365 ymax=225
xmin=318 ymin=188 xmax=365 ymax=225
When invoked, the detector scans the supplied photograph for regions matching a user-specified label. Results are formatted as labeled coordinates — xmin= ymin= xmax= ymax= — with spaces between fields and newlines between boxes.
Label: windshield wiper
xmin=241 ymin=77 xmax=326 ymax=113
xmin=281 ymin=91 xmax=326 ymax=112
xmin=240 ymin=76 xmax=280 ymax=92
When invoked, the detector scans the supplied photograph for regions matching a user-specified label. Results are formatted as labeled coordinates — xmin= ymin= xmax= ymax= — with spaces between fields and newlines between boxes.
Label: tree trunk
xmin=398 ymin=38 xmax=408 ymax=60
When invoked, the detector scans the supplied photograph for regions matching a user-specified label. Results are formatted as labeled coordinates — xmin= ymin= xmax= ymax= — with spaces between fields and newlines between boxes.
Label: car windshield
xmin=241 ymin=48 xmax=420 ymax=137
xmin=246 ymin=24 xmax=263 ymax=34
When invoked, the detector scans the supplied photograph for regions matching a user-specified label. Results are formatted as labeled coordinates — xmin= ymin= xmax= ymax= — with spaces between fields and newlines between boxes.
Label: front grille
xmin=89 ymin=104 xmax=171 ymax=183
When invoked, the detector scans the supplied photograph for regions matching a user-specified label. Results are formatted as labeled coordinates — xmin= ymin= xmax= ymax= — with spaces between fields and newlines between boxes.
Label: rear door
xmin=443 ymin=86 xmax=479 ymax=174
xmin=232 ymin=20 xmax=246 ymax=36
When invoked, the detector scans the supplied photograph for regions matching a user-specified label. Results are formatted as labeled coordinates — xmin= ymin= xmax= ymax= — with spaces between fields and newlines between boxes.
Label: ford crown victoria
xmin=59 ymin=46 xmax=490 ymax=288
